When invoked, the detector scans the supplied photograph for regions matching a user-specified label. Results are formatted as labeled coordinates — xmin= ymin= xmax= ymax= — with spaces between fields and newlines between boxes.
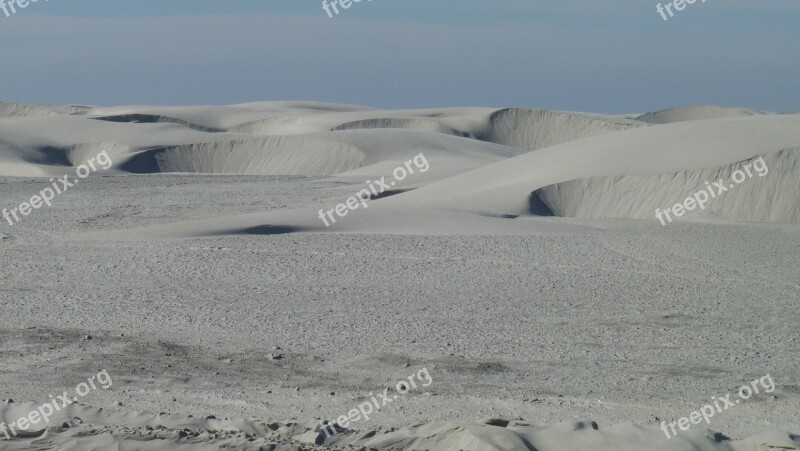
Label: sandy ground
xmin=1 ymin=174 xmax=799 ymax=449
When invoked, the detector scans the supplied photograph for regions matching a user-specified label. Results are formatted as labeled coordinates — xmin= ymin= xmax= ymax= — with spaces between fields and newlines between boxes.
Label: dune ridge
xmin=635 ymin=105 xmax=762 ymax=124
xmin=0 ymin=102 xmax=91 ymax=118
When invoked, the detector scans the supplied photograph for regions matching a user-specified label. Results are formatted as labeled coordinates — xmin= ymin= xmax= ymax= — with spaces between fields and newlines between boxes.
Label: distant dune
xmin=2 ymin=101 xmax=799 ymax=233
xmin=634 ymin=105 xmax=762 ymax=124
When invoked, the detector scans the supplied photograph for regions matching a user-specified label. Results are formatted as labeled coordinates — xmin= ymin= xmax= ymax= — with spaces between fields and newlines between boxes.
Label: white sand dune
xmin=120 ymin=129 xmax=526 ymax=179
xmin=536 ymin=148 xmax=800 ymax=222
xmin=56 ymin=106 xmax=800 ymax=241
xmin=120 ymin=136 xmax=367 ymax=176
xmin=635 ymin=105 xmax=763 ymax=124
xmin=223 ymin=106 xmax=499 ymax=137
xmin=332 ymin=117 xmax=473 ymax=137
xmin=475 ymin=108 xmax=643 ymax=151
xmin=0 ymin=102 xmax=640 ymax=180
xmin=384 ymin=114 xmax=800 ymax=219
xmin=0 ymin=102 xmax=91 ymax=118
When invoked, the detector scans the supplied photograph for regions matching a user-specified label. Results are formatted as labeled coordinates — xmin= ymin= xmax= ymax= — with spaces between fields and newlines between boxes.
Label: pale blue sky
xmin=0 ymin=0 xmax=798 ymax=113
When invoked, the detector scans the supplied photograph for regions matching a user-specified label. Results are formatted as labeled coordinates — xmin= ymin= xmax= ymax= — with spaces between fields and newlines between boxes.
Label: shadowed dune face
xmin=529 ymin=191 xmax=556 ymax=217
xmin=0 ymin=142 xmax=126 ymax=168
xmin=120 ymin=137 xmax=366 ymax=176
xmin=475 ymin=108 xmax=644 ymax=151
xmin=12 ymin=146 xmax=73 ymax=167
xmin=211 ymin=225 xmax=303 ymax=236
xmin=369 ymin=188 xmax=413 ymax=200
xmin=91 ymin=114 xmax=227 ymax=133
xmin=332 ymin=117 xmax=474 ymax=138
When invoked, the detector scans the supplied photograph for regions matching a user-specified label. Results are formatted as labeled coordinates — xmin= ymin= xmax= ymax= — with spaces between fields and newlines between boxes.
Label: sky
xmin=0 ymin=0 xmax=798 ymax=113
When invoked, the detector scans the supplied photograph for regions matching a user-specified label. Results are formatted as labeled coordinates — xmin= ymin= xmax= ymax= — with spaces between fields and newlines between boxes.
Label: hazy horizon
xmin=0 ymin=0 xmax=798 ymax=113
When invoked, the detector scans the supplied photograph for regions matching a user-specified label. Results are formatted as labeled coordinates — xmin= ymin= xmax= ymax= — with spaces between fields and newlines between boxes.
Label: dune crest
xmin=635 ymin=105 xmax=762 ymax=124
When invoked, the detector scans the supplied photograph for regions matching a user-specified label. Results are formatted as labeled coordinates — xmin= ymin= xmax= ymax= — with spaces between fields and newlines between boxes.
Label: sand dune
xmin=0 ymin=101 xmax=652 ymax=184
xmin=386 ymin=114 xmax=800 ymax=219
xmin=333 ymin=117 xmax=473 ymax=137
xmin=0 ymin=102 xmax=91 ymax=118
xmin=475 ymin=108 xmax=643 ymax=151
xmin=634 ymin=105 xmax=763 ymax=124
xmin=26 ymin=102 xmax=797 ymax=241
xmin=0 ymin=102 xmax=640 ymax=179
xmin=91 ymin=113 xmax=228 ymax=133
xmin=536 ymin=149 xmax=800 ymax=222
xmin=120 ymin=136 xmax=365 ymax=176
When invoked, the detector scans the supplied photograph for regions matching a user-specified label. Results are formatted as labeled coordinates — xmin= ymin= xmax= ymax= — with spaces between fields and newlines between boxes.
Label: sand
xmin=0 ymin=101 xmax=798 ymax=450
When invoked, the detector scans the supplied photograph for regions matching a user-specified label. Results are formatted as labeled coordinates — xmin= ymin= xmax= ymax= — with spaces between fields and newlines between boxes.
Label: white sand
xmin=0 ymin=101 xmax=798 ymax=450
